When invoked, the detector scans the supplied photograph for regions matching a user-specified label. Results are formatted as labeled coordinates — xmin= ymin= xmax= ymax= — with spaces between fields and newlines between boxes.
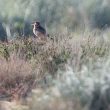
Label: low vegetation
xmin=0 ymin=30 xmax=110 ymax=110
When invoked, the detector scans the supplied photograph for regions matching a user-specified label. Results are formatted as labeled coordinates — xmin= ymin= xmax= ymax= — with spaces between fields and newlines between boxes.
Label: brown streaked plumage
xmin=32 ymin=21 xmax=46 ymax=39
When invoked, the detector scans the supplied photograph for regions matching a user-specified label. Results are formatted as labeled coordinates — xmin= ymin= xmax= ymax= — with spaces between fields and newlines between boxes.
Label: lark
xmin=32 ymin=21 xmax=46 ymax=40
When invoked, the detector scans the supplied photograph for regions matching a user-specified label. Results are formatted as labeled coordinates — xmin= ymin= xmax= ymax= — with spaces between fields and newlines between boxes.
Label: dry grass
xmin=0 ymin=31 xmax=110 ymax=110
xmin=0 ymin=54 xmax=35 ymax=101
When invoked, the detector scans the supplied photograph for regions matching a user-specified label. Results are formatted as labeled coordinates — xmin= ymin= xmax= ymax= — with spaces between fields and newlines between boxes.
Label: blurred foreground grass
xmin=0 ymin=29 xmax=110 ymax=110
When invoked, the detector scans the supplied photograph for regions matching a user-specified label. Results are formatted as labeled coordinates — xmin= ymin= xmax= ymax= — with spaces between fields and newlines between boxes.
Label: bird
xmin=31 ymin=21 xmax=47 ymax=40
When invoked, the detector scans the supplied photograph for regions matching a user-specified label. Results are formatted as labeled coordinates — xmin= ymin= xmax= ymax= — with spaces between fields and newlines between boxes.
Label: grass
xmin=0 ymin=30 xmax=110 ymax=110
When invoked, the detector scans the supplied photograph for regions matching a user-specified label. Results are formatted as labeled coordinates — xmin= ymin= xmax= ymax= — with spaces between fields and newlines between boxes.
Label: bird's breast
xmin=33 ymin=29 xmax=45 ymax=37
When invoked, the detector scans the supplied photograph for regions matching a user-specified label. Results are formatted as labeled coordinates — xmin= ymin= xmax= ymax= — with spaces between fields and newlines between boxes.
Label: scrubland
xmin=0 ymin=29 xmax=110 ymax=110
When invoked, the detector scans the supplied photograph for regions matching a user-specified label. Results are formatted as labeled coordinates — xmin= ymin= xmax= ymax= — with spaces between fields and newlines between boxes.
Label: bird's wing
xmin=36 ymin=26 xmax=46 ymax=35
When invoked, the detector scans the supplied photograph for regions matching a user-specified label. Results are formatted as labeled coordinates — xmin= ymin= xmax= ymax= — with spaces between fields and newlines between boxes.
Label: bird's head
xmin=31 ymin=21 xmax=40 ymax=28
